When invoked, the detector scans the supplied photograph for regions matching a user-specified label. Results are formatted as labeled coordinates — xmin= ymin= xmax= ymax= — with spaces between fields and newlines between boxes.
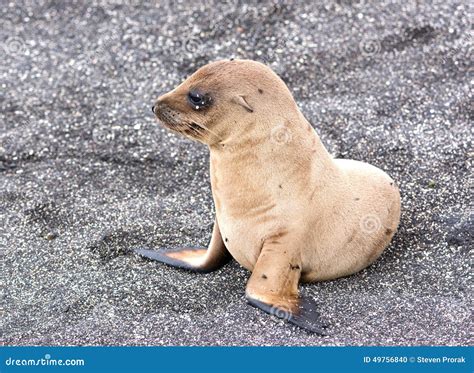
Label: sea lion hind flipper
xmin=247 ymin=296 xmax=330 ymax=335
xmin=134 ymin=219 xmax=231 ymax=273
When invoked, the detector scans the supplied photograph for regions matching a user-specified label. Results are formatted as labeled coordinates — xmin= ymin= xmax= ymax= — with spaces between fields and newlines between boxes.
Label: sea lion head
xmin=152 ymin=59 xmax=297 ymax=145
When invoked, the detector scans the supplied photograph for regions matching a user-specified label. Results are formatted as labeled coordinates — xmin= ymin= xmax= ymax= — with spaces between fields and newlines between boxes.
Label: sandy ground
xmin=1 ymin=0 xmax=472 ymax=345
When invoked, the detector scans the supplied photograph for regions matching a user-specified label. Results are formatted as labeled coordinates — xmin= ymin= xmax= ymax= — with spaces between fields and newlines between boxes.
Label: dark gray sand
xmin=1 ymin=0 xmax=472 ymax=345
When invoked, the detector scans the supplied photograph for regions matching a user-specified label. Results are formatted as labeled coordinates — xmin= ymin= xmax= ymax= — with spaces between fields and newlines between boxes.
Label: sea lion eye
xmin=187 ymin=90 xmax=210 ymax=110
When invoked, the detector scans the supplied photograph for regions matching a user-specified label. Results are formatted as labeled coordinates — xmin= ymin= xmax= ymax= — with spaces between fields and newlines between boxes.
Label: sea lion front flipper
xmin=247 ymin=296 xmax=328 ymax=335
xmin=245 ymin=243 xmax=329 ymax=334
xmin=134 ymin=219 xmax=231 ymax=273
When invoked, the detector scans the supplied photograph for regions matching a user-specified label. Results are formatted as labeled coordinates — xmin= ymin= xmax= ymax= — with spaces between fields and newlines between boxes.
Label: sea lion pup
xmin=137 ymin=59 xmax=401 ymax=334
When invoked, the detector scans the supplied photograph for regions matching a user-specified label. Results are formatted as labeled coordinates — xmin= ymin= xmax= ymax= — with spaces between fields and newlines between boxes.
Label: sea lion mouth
xmin=153 ymin=104 xmax=180 ymax=128
xmin=152 ymin=102 xmax=218 ymax=143
xmin=156 ymin=112 xmax=205 ymax=140
xmin=153 ymin=104 xmax=190 ymax=134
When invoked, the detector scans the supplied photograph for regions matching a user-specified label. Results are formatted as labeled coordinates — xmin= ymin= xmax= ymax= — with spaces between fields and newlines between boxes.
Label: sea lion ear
xmin=232 ymin=95 xmax=254 ymax=113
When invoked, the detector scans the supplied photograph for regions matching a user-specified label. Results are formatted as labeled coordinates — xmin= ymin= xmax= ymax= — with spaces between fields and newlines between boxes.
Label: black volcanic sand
xmin=1 ymin=0 xmax=472 ymax=345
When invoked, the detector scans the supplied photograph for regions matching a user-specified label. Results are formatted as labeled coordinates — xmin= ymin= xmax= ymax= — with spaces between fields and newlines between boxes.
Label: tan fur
xmin=153 ymin=59 xmax=401 ymax=314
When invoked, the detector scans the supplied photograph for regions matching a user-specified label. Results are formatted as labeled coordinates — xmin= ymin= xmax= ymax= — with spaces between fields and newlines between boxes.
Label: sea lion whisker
xmin=181 ymin=121 xmax=220 ymax=143
xmin=191 ymin=122 xmax=222 ymax=142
